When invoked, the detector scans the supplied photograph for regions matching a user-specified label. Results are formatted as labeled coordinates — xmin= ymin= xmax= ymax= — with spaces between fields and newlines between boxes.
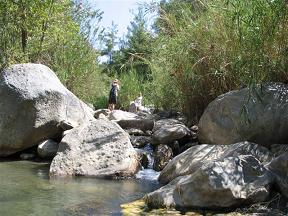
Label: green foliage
xmin=93 ymin=95 xmax=109 ymax=110
xmin=0 ymin=0 xmax=106 ymax=104
xmin=98 ymin=21 xmax=118 ymax=63
xmin=100 ymin=7 xmax=154 ymax=107
xmin=118 ymin=70 xmax=146 ymax=110
xmin=101 ymin=8 xmax=154 ymax=77
xmin=147 ymin=0 xmax=288 ymax=120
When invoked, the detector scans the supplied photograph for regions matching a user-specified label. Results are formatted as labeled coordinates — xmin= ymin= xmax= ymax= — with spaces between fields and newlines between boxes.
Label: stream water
xmin=0 ymin=160 xmax=161 ymax=216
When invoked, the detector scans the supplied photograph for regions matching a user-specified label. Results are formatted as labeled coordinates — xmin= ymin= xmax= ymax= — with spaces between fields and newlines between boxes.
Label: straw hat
xmin=113 ymin=79 xmax=119 ymax=83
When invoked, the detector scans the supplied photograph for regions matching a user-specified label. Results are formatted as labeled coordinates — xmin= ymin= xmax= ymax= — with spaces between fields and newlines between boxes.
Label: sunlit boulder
xmin=0 ymin=63 xmax=93 ymax=156
xmin=152 ymin=119 xmax=191 ymax=145
xmin=50 ymin=119 xmax=140 ymax=178
xmin=145 ymin=155 xmax=271 ymax=209
xmin=159 ymin=141 xmax=272 ymax=184
xmin=198 ymin=83 xmax=288 ymax=147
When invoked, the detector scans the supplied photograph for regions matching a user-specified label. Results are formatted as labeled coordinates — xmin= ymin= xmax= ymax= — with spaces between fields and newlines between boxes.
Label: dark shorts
xmin=109 ymin=93 xmax=117 ymax=104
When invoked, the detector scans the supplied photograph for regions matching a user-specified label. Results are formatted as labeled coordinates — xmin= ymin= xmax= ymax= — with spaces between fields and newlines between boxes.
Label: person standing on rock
xmin=108 ymin=79 xmax=120 ymax=111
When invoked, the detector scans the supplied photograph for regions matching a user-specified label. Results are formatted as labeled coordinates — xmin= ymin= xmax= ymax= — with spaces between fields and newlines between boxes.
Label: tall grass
xmin=118 ymin=70 xmax=148 ymax=110
xmin=148 ymin=0 xmax=288 ymax=121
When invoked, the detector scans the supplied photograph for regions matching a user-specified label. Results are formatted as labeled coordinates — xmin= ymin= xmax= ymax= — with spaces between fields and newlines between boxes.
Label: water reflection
xmin=0 ymin=161 xmax=160 ymax=215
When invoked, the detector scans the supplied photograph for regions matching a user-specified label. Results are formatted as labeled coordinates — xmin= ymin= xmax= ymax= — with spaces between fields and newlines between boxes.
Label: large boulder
xmin=50 ymin=119 xmax=140 ymax=178
xmin=145 ymin=155 xmax=271 ymax=209
xmin=152 ymin=119 xmax=191 ymax=144
xmin=198 ymin=83 xmax=288 ymax=147
xmin=0 ymin=63 xmax=93 ymax=156
xmin=159 ymin=141 xmax=272 ymax=184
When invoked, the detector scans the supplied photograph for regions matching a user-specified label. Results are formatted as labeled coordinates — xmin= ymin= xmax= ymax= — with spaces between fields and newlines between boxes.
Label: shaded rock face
xmin=153 ymin=144 xmax=173 ymax=171
xmin=152 ymin=119 xmax=191 ymax=145
xmin=50 ymin=119 xmax=140 ymax=178
xmin=145 ymin=155 xmax=271 ymax=209
xmin=130 ymin=136 xmax=151 ymax=148
xmin=0 ymin=63 xmax=93 ymax=156
xmin=159 ymin=142 xmax=272 ymax=184
xmin=198 ymin=83 xmax=288 ymax=147
xmin=266 ymin=152 xmax=288 ymax=198
xmin=135 ymin=149 xmax=149 ymax=168
xmin=37 ymin=139 xmax=59 ymax=159
xmin=270 ymin=144 xmax=288 ymax=157
xmin=117 ymin=119 xmax=154 ymax=132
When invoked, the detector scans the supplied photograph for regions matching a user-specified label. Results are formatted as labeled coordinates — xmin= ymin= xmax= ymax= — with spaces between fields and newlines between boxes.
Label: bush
xmin=118 ymin=70 xmax=149 ymax=110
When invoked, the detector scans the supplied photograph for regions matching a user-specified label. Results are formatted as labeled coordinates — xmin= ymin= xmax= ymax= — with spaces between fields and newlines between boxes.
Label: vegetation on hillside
xmin=0 ymin=0 xmax=287 ymax=120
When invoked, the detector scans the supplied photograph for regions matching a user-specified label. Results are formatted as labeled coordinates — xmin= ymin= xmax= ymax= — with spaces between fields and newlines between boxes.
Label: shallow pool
xmin=0 ymin=161 xmax=160 ymax=215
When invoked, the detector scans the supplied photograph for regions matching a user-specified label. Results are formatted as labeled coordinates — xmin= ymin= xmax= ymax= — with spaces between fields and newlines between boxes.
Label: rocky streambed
xmin=1 ymin=64 xmax=288 ymax=215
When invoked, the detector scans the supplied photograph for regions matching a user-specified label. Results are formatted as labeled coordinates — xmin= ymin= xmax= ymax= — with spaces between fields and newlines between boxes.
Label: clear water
xmin=0 ymin=160 xmax=160 ymax=216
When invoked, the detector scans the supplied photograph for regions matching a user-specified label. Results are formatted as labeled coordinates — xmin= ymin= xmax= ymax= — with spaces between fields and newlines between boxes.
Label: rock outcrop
xmin=50 ymin=119 xmax=140 ymax=178
xmin=0 ymin=63 xmax=93 ymax=156
xmin=159 ymin=141 xmax=272 ymax=184
xmin=145 ymin=155 xmax=271 ymax=209
xmin=198 ymin=83 xmax=288 ymax=147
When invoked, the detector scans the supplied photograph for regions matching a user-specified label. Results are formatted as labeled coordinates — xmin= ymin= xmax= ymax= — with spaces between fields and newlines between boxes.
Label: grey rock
xmin=159 ymin=141 xmax=273 ymax=184
xmin=94 ymin=109 xmax=111 ymax=119
xmin=266 ymin=152 xmax=288 ymax=198
xmin=145 ymin=155 xmax=271 ymax=209
xmin=37 ymin=139 xmax=59 ymax=159
xmin=108 ymin=110 xmax=138 ymax=121
xmin=57 ymin=120 xmax=74 ymax=131
xmin=130 ymin=136 xmax=151 ymax=148
xmin=191 ymin=125 xmax=198 ymax=132
xmin=152 ymin=120 xmax=191 ymax=145
xmin=117 ymin=119 xmax=154 ymax=132
xmin=135 ymin=148 xmax=149 ymax=168
xmin=270 ymin=144 xmax=288 ymax=157
xmin=50 ymin=119 xmax=140 ymax=178
xmin=129 ymin=102 xmax=137 ymax=113
xmin=0 ymin=63 xmax=93 ymax=156
xmin=125 ymin=128 xmax=145 ymax=136
xmin=153 ymin=119 xmax=182 ymax=132
xmin=198 ymin=83 xmax=288 ymax=147
xmin=153 ymin=144 xmax=173 ymax=171
xmin=98 ymin=113 xmax=109 ymax=120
